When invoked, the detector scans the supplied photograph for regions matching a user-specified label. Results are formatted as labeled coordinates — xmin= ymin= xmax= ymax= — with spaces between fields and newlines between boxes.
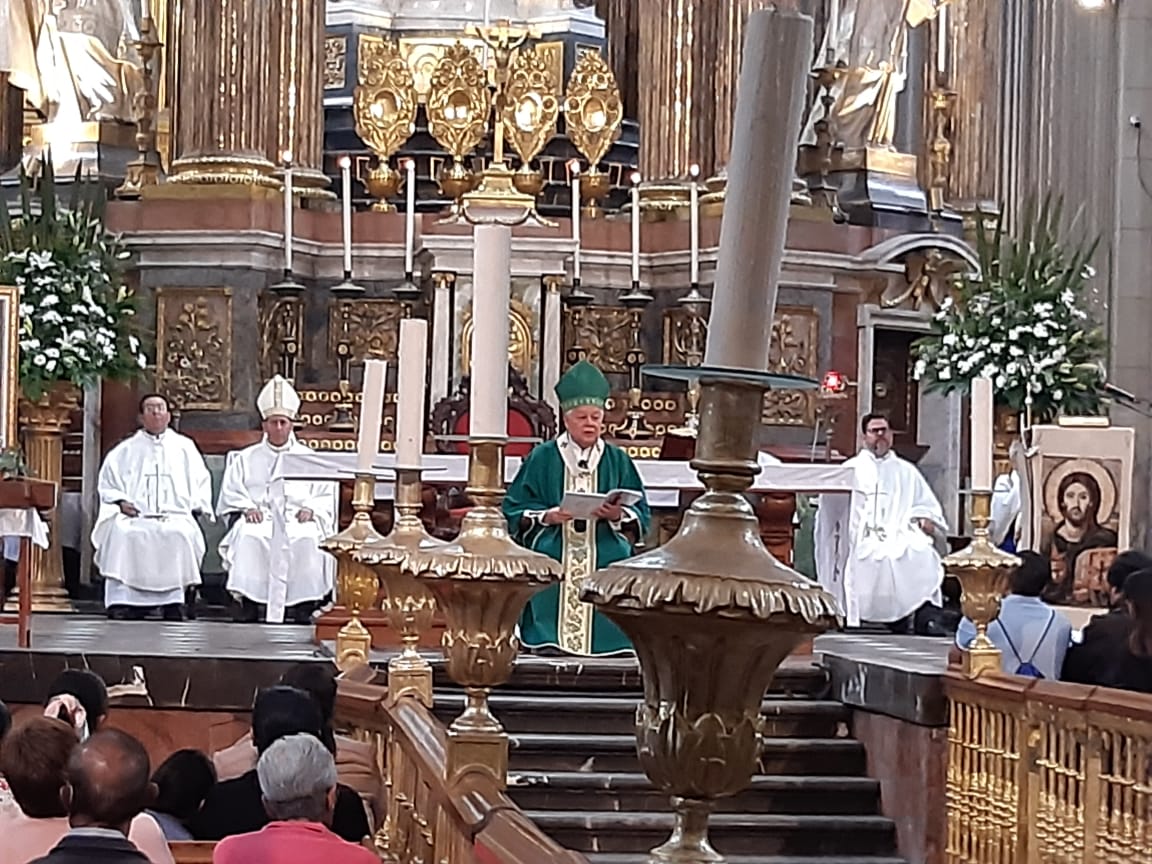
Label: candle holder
xmin=668 ymin=288 xmax=710 ymax=436
xmin=406 ymin=438 xmax=562 ymax=787
xmin=319 ymin=473 xmax=387 ymax=672
xmin=114 ymin=15 xmax=164 ymax=199
xmin=808 ymin=63 xmax=847 ymax=223
xmin=927 ymin=88 xmax=958 ymax=215
xmin=579 ymin=167 xmax=612 ymax=219
xmin=354 ymin=467 xmax=443 ymax=706
xmin=364 ymin=162 xmax=401 ymax=213
xmin=583 ymin=366 xmax=841 ymax=864
xmin=945 ymin=490 xmax=1019 ymax=679
xmin=565 ymin=277 xmax=595 ymax=308
xmin=611 ymin=308 xmax=658 ymax=441
xmin=393 ymin=271 xmax=423 ymax=301
xmin=328 ymin=300 xmax=357 ymax=432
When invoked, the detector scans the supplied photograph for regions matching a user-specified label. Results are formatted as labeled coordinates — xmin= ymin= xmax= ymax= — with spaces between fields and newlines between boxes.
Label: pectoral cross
xmin=470 ymin=19 xmax=531 ymax=165
xmin=861 ymin=488 xmax=891 ymax=542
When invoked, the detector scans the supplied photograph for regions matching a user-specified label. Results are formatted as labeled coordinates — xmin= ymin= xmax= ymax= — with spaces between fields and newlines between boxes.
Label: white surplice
xmin=92 ymin=429 xmax=213 ymax=607
xmin=216 ymin=434 xmax=336 ymax=616
xmin=814 ymin=449 xmax=946 ymax=626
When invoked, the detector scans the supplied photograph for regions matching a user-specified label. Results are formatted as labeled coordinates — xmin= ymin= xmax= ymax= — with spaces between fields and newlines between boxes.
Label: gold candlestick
xmin=406 ymin=439 xmax=561 ymax=787
xmin=115 ymin=13 xmax=164 ymax=199
xmin=320 ymin=473 xmax=385 ymax=671
xmin=945 ymin=490 xmax=1019 ymax=678
xmin=584 ymin=371 xmax=841 ymax=864
xmin=354 ymin=467 xmax=442 ymax=707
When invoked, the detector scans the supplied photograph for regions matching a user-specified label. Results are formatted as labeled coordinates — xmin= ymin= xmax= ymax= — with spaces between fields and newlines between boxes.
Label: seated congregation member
xmin=213 ymin=664 xmax=379 ymax=823
xmin=192 ymin=686 xmax=369 ymax=843
xmin=0 ymin=718 xmax=172 ymax=864
xmin=145 ymin=749 xmax=216 ymax=842
xmin=1067 ymin=568 xmax=1152 ymax=694
xmin=815 ymin=412 xmax=949 ymax=633
xmin=212 ymin=735 xmax=378 ymax=864
xmin=956 ymin=551 xmax=1072 ymax=680
xmin=27 ymin=730 xmax=164 ymax=864
xmin=44 ymin=670 xmax=108 ymax=740
xmin=1062 ymin=549 xmax=1152 ymax=684
xmin=93 ymin=394 xmax=213 ymax=621
xmin=504 ymin=361 xmax=651 ymax=656
xmin=217 ymin=375 xmax=337 ymax=623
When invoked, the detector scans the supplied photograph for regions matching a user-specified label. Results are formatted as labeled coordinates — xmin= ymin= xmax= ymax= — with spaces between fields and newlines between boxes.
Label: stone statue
xmin=3 ymin=0 xmax=143 ymax=167
xmin=802 ymin=0 xmax=940 ymax=151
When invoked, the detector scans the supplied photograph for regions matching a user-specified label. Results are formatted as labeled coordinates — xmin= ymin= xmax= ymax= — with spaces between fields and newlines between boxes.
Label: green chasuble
xmin=504 ymin=438 xmax=651 ymax=655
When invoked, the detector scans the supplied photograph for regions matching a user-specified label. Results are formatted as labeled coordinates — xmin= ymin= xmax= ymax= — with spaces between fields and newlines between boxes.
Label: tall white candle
xmin=971 ymin=377 xmax=994 ymax=490
xmin=570 ymin=160 xmax=582 ymax=281
xmin=339 ymin=155 xmax=353 ymax=275
xmin=357 ymin=359 xmax=388 ymax=472
xmin=826 ymin=0 xmax=840 ymax=64
xmin=469 ymin=225 xmax=511 ymax=438
xmin=689 ymin=163 xmax=700 ymax=285
xmin=404 ymin=158 xmax=416 ymax=276
xmin=936 ymin=3 xmax=948 ymax=77
xmin=282 ymin=150 xmax=294 ymax=273
xmin=630 ymin=172 xmax=641 ymax=284
xmin=395 ymin=318 xmax=429 ymax=469
xmin=704 ymin=9 xmax=813 ymax=370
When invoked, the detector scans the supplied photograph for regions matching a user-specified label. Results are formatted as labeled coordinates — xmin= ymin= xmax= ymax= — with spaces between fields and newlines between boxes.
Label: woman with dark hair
xmin=43 ymin=670 xmax=109 ymax=739
xmin=146 ymin=749 xmax=216 ymax=841
xmin=1067 ymin=567 xmax=1152 ymax=693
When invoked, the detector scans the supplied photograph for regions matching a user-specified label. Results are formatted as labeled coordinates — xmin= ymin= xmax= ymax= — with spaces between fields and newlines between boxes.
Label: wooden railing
xmin=945 ymin=667 xmax=1152 ymax=864
xmin=335 ymin=676 xmax=587 ymax=864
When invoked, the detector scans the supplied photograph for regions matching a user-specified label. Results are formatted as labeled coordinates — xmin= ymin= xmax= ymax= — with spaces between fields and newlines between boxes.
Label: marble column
xmin=169 ymin=0 xmax=277 ymax=185
xmin=268 ymin=0 xmax=329 ymax=194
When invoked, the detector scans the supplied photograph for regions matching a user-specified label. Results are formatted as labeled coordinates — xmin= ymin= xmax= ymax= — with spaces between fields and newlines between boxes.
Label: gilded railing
xmin=945 ymin=669 xmax=1152 ymax=864
xmin=334 ymin=675 xmax=587 ymax=864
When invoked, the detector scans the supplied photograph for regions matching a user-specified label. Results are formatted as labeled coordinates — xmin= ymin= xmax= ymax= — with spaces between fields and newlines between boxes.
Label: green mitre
xmin=555 ymin=360 xmax=610 ymax=412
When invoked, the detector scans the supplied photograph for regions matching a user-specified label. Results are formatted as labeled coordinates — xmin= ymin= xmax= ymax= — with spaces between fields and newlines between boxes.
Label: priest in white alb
xmin=217 ymin=375 xmax=337 ymax=623
xmin=815 ymin=411 xmax=947 ymax=630
xmin=92 ymin=393 xmax=213 ymax=621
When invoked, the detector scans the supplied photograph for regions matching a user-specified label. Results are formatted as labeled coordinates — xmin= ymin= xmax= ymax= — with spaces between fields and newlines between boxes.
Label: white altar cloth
xmin=0 ymin=508 xmax=51 ymax=559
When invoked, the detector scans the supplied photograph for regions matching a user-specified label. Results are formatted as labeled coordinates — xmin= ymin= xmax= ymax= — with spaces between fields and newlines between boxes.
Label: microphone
xmin=1103 ymin=381 xmax=1139 ymax=402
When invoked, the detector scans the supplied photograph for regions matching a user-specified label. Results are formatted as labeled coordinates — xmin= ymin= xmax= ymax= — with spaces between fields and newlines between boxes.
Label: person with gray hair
xmin=212 ymin=735 xmax=377 ymax=864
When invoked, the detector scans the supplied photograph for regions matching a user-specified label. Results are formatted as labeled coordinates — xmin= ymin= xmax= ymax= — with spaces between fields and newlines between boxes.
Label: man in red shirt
xmin=212 ymin=734 xmax=377 ymax=864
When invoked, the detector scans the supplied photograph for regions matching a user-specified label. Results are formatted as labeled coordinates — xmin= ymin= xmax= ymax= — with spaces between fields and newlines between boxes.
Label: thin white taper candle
xmin=630 ymin=172 xmax=641 ymax=284
xmin=936 ymin=3 xmax=948 ymax=78
xmin=340 ymin=155 xmax=353 ymax=275
xmin=570 ymin=160 xmax=582 ymax=281
xmin=404 ymin=158 xmax=416 ymax=275
xmin=282 ymin=151 xmax=294 ymax=273
xmin=971 ymin=377 xmax=994 ymax=490
xmin=689 ymin=163 xmax=700 ymax=285
xmin=357 ymin=359 xmax=388 ymax=472
xmin=395 ymin=318 xmax=429 ymax=468
xmin=826 ymin=0 xmax=840 ymax=64
xmin=469 ymin=225 xmax=511 ymax=438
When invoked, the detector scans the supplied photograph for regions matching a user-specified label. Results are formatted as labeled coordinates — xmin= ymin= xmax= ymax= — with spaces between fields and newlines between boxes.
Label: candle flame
xmin=281 ymin=150 xmax=293 ymax=164
xmin=630 ymin=171 xmax=642 ymax=185
xmin=567 ymin=158 xmax=581 ymax=175
xmin=689 ymin=163 xmax=700 ymax=178
xmin=339 ymin=155 xmax=352 ymax=170
xmin=404 ymin=158 xmax=415 ymax=170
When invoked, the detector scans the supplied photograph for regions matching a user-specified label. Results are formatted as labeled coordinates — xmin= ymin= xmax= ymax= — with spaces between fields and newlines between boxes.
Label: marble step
xmin=505 ymin=771 xmax=882 ymax=815
xmin=525 ymin=811 xmax=898 ymax=857
xmin=508 ymin=733 xmax=867 ymax=776
xmin=435 ymin=693 xmax=850 ymax=738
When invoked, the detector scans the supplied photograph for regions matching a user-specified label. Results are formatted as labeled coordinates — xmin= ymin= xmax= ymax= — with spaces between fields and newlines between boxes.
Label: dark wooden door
xmin=871 ymin=328 xmax=927 ymax=463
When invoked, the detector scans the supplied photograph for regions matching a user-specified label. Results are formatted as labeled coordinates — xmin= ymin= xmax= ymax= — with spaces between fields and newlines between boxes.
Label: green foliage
xmin=913 ymin=196 xmax=1107 ymax=423
xmin=0 ymin=157 xmax=147 ymax=401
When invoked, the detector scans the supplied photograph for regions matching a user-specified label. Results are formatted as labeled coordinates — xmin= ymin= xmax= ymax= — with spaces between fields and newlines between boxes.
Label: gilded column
xmin=595 ymin=0 xmax=639 ymax=120
xmin=268 ymin=0 xmax=329 ymax=194
xmin=635 ymin=0 xmax=717 ymax=182
xmin=169 ymin=0 xmax=277 ymax=186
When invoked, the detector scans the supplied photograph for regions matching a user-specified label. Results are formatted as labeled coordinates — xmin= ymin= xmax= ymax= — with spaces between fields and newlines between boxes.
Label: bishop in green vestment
xmin=504 ymin=361 xmax=651 ymax=655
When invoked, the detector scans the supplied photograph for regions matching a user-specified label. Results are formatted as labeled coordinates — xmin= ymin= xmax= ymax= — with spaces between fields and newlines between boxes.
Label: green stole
xmin=503 ymin=438 xmax=652 ymax=655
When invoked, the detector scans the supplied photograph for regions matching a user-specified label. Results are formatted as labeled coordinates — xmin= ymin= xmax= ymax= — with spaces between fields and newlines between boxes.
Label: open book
xmin=559 ymin=489 xmax=643 ymax=520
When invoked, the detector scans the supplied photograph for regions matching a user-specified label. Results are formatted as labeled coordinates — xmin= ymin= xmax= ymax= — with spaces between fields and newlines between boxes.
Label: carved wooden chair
xmin=429 ymin=366 xmax=556 ymax=527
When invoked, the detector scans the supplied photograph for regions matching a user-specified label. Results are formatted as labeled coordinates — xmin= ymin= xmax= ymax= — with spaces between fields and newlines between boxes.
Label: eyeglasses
xmin=865 ymin=427 xmax=889 ymax=436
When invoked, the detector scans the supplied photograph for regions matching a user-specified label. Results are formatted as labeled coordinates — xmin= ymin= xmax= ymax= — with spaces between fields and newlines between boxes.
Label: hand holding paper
xmin=559 ymin=489 xmax=642 ymax=520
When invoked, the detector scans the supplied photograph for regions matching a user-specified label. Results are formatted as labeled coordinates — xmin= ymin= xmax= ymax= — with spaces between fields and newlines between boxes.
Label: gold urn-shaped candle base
xmin=408 ymin=439 xmax=562 ymax=787
xmin=321 ymin=474 xmax=385 ymax=672
xmin=945 ymin=491 xmax=1019 ymax=678
xmin=355 ymin=468 xmax=443 ymax=707
xmin=365 ymin=162 xmax=401 ymax=212
xmin=583 ymin=378 xmax=841 ymax=864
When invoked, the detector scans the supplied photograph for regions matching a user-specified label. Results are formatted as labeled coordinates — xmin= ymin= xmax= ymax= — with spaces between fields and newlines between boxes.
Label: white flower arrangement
xmin=0 ymin=162 xmax=147 ymax=401
xmin=914 ymin=199 xmax=1106 ymax=422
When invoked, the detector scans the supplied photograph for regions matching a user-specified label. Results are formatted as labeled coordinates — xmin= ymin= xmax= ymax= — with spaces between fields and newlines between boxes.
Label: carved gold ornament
xmin=563 ymin=50 xmax=623 ymax=168
xmin=325 ymin=36 xmax=348 ymax=89
xmin=461 ymin=297 xmax=534 ymax=376
xmin=426 ymin=42 xmax=491 ymax=161
xmin=354 ymin=36 xmax=418 ymax=160
xmin=156 ymin=288 xmax=233 ymax=411
xmin=501 ymin=46 xmax=559 ymax=166
xmin=328 ymin=299 xmax=406 ymax=362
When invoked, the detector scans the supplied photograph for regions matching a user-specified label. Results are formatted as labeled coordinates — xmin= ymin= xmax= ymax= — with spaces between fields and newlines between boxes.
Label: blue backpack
xmin=996 ymin=611 xmax=1055 ymax=678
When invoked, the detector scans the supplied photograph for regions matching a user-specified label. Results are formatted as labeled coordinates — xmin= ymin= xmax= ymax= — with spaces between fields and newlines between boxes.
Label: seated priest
xmin=814 ymin=411 xmax=948 ymax=633
xmin=504 ymin=361 xmax=651 ymax=655
xmin=92 ymin=393 xmax=213 ymax=621
xmin=217 ymin=376 xmax=337 ymax=623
